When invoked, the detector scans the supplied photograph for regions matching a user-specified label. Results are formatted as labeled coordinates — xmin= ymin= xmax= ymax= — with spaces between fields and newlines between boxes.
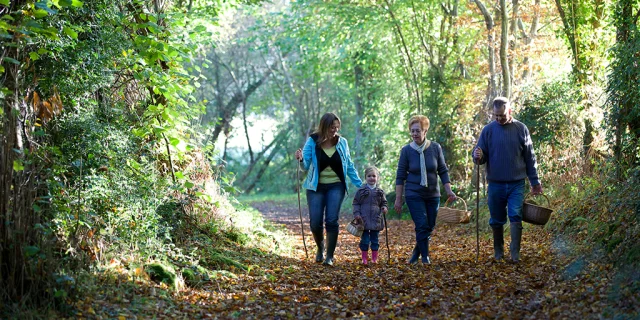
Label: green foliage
xmin=45 ymin=108 xmax=170 ymax=263
xmin=145 ymin=263 xmax=178 ymax=290
xmin=552 ymin=164 xmax=640 ymax=266
xmin=520 ymin=80 xmax=583 ymax=149
xmin=519 ymin=80 xmax=588 ymax=184
xmin=224 ymin=228 xmax=250 ymax=245
xmin=606 ymin=2 xmax=640 ymax=171
xmin=1 ymin=0 xmax=293 ymax=312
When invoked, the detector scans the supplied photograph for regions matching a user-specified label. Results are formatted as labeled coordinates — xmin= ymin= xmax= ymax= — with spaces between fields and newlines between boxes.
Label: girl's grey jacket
xmin=352 ymin=186 xmax=389 ymax=231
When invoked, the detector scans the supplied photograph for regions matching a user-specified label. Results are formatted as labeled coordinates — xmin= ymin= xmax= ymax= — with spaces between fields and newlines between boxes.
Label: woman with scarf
xmin=394 ymin=115 xmax=456 ymax=264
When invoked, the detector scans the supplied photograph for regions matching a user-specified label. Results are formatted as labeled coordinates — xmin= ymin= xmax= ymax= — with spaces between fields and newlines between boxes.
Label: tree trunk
xmin=554 ymin=0 xmax=582 ymax=83
xmin=385 ymin=0 xmax=422 ymax=113
xmin=509 ymin=0 xmax=519 ymax=85
xmin=242 ymin=99 xmax=253 ymax=163
xmin=208 ymin=64 xmax=276 ymax=146
xmin=499 ymin=0 xmax=511 ymax=98
xmin=353 ymin=52 xmax=365 ymax=164
xmin=519 ymin=0 xmax=540 ymax=80
xmin=244 ymin=142 xmax=285 ymax=194
xmin=474 ymin=0 xmax=498 ymax=104
xmin=1 ymin=40 xmax=41 ymax=303
xmin=236 ymin=127 xmax=289 ymax=186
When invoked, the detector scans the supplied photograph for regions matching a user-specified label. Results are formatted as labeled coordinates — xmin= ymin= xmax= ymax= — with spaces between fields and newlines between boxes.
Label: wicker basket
xmin=522 ymin=193 xmax=553 ymax=225
xmin=437 ymin=198 xmax=471 ymax=224
xmin=346 ymin=219 xmax=364 ymax=237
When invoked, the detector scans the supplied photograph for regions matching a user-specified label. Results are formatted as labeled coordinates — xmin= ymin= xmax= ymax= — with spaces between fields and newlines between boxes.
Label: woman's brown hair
xmin=314 ymin=112 xmax=341 ymax=143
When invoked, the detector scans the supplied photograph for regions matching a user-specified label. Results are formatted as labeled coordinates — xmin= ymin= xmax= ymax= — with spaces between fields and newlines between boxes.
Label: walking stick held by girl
xmin=383 ymin=210 xmax=391 ymax=263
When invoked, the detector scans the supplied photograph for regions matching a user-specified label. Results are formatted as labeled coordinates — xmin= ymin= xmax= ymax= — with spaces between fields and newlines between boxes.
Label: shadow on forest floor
xmin=54 ymin=198 xmax=639 ymax=319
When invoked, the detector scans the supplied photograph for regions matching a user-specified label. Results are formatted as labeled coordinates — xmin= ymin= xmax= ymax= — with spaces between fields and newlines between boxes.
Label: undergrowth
xmin=550 ymin=165 xmax=640 ymax=314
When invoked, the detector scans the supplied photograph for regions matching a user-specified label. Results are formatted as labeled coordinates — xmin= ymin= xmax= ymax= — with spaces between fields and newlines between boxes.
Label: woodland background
xmin=0 ymin=0 xmax=638 ymax=316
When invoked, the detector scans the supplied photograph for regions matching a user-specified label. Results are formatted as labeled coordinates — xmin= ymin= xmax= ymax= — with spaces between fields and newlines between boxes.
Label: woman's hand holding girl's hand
xmin=394 ymin=199 xmax=403 ymax=213
xmin=295 ymin=149 xmax=302 ymax=161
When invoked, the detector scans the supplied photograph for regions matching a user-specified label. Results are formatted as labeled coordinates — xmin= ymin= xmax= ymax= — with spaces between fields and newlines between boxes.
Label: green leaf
xmin=127 ymin=159 xmax=141 ymax=170
xmin=3 ymin=57 xmax=20 ymax=65
xmin=54 ymin=289 xmax=67 ymax=298
xmin=35 ymin=2 xmax=57 ymax=14
xmin=29 ymin=52 xmax=40 ymax=61
xmin=196 ymin=192 xmax=212 ymax=203
xmin=175 ymin=171 xmax=185 ymax=179
xmin=0 ymin=0 xmax=9 ymax=6
xmin=71 ymin=0 xmax=83 ymax=7
xmin=24 ymin=246 xmax=40 ymax=257
xmin=184 ymin=181 xmax=194 ymax=188
xmin=170 ymin=138 xmax=180 ymax=146
xmin=33 ymin=9 xmax=49 ymax=18
xmin=63 ymin=26 xmax=77 ymax=39
xmin=13 ymin=160 xmax=24 ymax=171
xmin=0 ymin=65 xmax=4 ymax=73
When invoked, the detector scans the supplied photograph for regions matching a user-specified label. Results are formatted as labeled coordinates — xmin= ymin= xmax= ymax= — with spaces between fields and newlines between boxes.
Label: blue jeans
xmin=359 ymin=230 xmax=380 ymax=251
xmin=306 ymin=182 xmax=346 ymax=234
xmin=487 ymin=180 xmax=526 ymax=227
xmin=405 ymin=196 xmax=440 ymax=243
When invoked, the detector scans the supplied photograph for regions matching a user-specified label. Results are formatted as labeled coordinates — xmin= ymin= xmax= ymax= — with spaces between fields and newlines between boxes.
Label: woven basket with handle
xmin=346 ymin=218 xmax=364 ymax=237
xmin=437 ymin=198 xmax=471 ymax=224
xmin=522 ymin=193 xmax=553 ymax=225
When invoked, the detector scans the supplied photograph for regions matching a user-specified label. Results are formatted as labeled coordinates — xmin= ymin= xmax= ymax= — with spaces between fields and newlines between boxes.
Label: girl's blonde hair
xmin=364 ymin=166 xmax=380 ymax=178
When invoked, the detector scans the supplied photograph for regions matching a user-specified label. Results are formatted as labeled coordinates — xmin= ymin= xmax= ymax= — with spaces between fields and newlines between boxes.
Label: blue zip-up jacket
xmin=301 ymin=135 xmax=362 ymax=192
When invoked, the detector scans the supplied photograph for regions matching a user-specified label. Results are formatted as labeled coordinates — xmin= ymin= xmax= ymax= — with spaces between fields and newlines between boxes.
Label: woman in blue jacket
xmin=295 ymin=112 xmax=362 ymax=266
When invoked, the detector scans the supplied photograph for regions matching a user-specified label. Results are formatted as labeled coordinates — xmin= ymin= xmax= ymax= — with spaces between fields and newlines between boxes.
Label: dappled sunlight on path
xmin=184 ymin=200 xmax=621 ymax=319
xmin=70 ymin=200 xmax=631 ymax=319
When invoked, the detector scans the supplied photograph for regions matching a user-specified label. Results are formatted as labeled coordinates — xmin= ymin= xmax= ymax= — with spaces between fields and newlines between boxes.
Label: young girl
xmin=352 ymin=166 xmax=388 ymax=265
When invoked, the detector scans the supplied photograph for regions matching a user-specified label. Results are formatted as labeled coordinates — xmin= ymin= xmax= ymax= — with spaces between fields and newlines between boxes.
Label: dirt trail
xmin=185 ymin=200 xmax=618 ymax=319
xmin=73 ymin=200 xmax=627 ymax=319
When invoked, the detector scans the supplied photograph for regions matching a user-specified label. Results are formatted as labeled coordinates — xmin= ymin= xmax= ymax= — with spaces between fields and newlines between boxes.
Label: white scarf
xmin=410 ymin=139 xmax=431 ymax=187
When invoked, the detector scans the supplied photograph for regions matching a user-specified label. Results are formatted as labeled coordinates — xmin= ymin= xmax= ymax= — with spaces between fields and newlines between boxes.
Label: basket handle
xmin=443 ymin=197 xmax=467 ymax=211
xmin=524 ymin=193 xmax=550 ymax=207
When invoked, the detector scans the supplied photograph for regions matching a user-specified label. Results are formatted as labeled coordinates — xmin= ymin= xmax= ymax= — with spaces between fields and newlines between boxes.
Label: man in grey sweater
xmin=472 ymin=97 xmax=543 ymax=263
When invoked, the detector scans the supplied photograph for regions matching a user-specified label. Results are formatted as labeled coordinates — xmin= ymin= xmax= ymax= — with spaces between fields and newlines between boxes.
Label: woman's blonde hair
xmin=408 ymin=115 xmax=430 ymax=131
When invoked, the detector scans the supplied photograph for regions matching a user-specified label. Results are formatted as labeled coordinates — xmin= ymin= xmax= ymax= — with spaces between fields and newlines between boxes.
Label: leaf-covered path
xmin=178 ymin=201 xmax=623 ymax=319
xmin=73 ymin=200 xmax=632 ymax=319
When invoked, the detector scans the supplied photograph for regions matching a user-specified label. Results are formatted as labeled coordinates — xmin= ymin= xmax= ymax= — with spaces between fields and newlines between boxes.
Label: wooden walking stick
xmin=383 ymin=212 xmax=391 ymax=263
xmin=476 ymin=164 xmax=480 ymax=262
xmin=296 ymin=160 xmax=309 ymax=259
